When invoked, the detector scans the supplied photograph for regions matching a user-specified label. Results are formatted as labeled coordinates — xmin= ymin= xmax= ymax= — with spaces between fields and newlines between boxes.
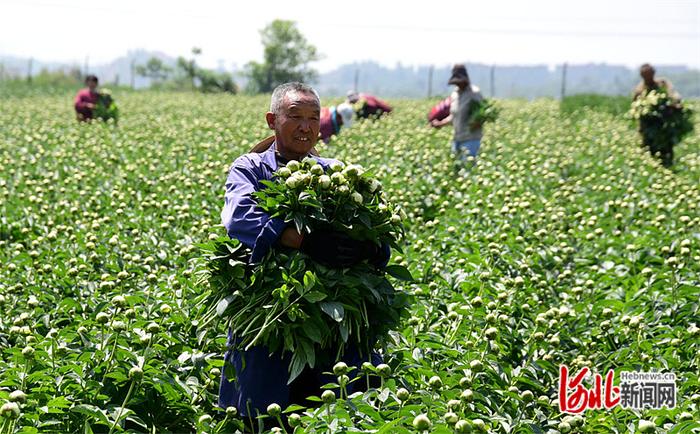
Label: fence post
xmin=130 ymin=59 xmax=136 ymax=89
xmin=427 ymin=65 xmax=433 ymax=98
xmin=27 ymin=57 xmax=33 ymax=83
xmin=560 ymin=62 xmax=567 ymax=100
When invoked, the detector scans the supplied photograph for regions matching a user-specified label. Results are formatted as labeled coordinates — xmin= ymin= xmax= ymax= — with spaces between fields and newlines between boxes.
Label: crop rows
xmin=0 ymin=93 xmax=699 ymax=433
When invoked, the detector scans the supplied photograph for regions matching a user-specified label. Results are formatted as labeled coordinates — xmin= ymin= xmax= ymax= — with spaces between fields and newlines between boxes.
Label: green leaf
xmin=216 ymin=293 xmax=239 ymax=317
xmin=302 ymin=320 xmax=322 ymax=344
xmin=385 ymin=265 xmax=414 ymax=281
xmin=303 ymin=270 xmax=316 ymax=290
xmin=320 ymin=301 xmax=344 ymax=322
xmin=299 ymin=338 xmax=315 ymax=368
xmin=303 ymin=291 xmax=327 ymax=303
xmin=375 ymin=417 xmax=408 ymax=434
xmin=283 ymin=404 xmax=306 ymax=414
xmin=71 ymin=404 xmax=110 ymax=427
xmin=669 ymin=421 xmax=700 ymax=434
xmin=47 ymin=396 xmax=72 ymax=410
xmin=339 ymin=321 xmax=349 ymax=342
xmin=288 ymin=352 xmax=306 ymax=384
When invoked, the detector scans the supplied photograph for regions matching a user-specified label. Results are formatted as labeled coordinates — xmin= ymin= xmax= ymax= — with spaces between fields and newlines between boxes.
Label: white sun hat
xmin=336 ymin=103 xmax=355 ymax=128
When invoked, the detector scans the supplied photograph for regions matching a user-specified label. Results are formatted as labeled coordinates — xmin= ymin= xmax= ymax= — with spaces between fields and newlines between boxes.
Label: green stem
xmin=246 ymin=402 xmax=254 ymax=434
xmin=213 ymin=415 xmax=229 ymax=434
xmin=94 ymin=330 xmax=121 ymax=401
xmin=49 ymin=338 xmax=56 ymax=373
xmin=108 ymin=378 xmax=138 ymax=434
xmin=20 ymin=358 xmax=31 ymax=390
xmin=245 ymin=295 xmax=303 ymax=351
xmin=274 ymin=415 xmax=288 ymax=434
xmin=189 ymin=381 xmax=208 ymax=406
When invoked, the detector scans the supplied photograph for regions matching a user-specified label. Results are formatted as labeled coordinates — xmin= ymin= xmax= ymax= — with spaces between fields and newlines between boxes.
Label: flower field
xmin=1 ymin=92 xmax=699 ymax=433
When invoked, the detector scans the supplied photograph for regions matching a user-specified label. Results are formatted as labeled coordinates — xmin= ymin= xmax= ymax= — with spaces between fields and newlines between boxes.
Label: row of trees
xmin=136 ymin=48 xmax=236 ymax=93
xmin=136 ymin=20 xmax=319 ymax=94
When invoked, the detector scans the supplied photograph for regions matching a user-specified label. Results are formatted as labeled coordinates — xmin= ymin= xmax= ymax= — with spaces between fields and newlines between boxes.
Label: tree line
xmin=135 ymin=20 xmax=318 ymax=94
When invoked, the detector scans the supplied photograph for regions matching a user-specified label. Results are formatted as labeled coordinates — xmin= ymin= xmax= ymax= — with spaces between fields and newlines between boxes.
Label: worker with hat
xmin=346 ymin=91 xmax=393 ymax=119
xmin=319 ymin=102 xmax=355 ymax=142
xmin=430 ymin=64 xmax=484 ymax=161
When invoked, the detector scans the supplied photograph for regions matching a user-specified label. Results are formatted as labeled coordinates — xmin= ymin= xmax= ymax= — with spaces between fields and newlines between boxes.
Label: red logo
xmin=558 ymin=365 xmax=620 ymax=413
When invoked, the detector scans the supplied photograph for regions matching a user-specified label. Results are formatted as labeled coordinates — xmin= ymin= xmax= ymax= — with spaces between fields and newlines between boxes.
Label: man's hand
xmin=279 ymin=227 xmax=304 ymax=249
xmin=300 ymin=230 xmax=381 ymax=268
xmin=86 ymin=103 xmax=96 ymax=109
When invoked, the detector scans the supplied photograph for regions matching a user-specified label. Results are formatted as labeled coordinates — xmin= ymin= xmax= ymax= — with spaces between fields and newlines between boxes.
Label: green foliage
xmin=93 ymin=89 xmax=119 ymax=123
xmin=630 ymin=87 xmax=694 ymax=148
xmin=0 ymin=68 xmax=83 ymax=98
xmin=168 ymin=48 xmax=237 ymax=94
xmin=245 ymin=20 xmax=320 ymax=93
xmin=195 ymin=160 xmax=410 ymax=381
xmin=135 ymin=57 xmax=172 ymax=82
xmin=467 ymin=98 xmax=500 ymax=126
xmin=196 ymin=69 xmax=237 ymax=94
xmin=560 ymin=93 xmax=631 ymax=116
xmin=0 ymin=94 xmax=698 ymax=433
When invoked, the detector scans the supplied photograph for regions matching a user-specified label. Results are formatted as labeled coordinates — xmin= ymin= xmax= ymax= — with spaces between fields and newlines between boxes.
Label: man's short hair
xmin=270 ymin=82 xmax=320 ymax=114
xmin=640 ymin=63 xmax=655 ymax=74
xmin=85 ymin=74 xmax=98 ymax=83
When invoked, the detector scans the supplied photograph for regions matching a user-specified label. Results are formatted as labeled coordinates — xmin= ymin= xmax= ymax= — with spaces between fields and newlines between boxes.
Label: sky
xmin=1 ymin=0 xmax=699 ymax=72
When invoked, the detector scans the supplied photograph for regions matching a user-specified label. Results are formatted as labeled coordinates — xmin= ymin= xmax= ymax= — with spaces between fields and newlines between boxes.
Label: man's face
xmin=86 ymin=79 xmax=98 ymax=92
xmin=641 ymin=68 xmax=654 ymax=83
xmin=267 ymin=92 xmax=320 ymax=159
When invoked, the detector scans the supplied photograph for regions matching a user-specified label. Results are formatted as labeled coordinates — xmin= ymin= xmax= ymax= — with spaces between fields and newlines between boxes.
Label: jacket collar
xmin=260 ymin=140 xmax=328 ymax=172
xmin=260 ymin=141 xmax=279 ymax=172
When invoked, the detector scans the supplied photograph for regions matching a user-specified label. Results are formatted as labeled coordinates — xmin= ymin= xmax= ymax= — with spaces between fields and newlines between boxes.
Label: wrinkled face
xmin=267 ymin=91 xmax=320 ymax=159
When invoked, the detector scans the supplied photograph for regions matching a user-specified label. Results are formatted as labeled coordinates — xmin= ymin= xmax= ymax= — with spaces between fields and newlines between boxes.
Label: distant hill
xmin=316 ymin=62 xmax=700 ymax=99
xmin=0 ymin=50 xmax=179 ymax=89
xmin=2 ymin=52 xmax=698 ymax=98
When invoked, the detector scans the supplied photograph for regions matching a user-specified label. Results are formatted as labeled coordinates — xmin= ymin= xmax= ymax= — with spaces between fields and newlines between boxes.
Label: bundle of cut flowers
xmin=94 ymin=89 xmax=119 ymax=123
xmin=467 ymin=98 xmax=500 ymax=128
xmin=194 ymin=157 xmax=411 ymax=382
xmin=629 ymin=87 xmax=693 ymax=146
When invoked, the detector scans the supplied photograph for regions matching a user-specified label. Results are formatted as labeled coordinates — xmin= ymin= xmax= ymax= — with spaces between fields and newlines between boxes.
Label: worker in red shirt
xmin=346 ymin=91 xmax=392 ymax=119
xmin=319 ymin=102 xmax=355 ymax=143
xmin=74 ymin=75 xmax=100 ymax=121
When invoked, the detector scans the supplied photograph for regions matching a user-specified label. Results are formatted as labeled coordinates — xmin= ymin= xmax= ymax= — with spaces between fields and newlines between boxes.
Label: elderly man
xmin=431 ymin=64 xmax=484 ymax=161
xmin=74 ymin=75 xmax=100 ymax=121
xmin=633 ymin=63 xmax=682 ymax=167
xmin=218 ymin=82 xmax=386 ymax=420
xmin=346 ymin=91 xmax=392 ymax=119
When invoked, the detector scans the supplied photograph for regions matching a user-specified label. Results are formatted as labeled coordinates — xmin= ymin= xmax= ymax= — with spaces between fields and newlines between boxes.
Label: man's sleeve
xmin=221 ymin=161 xmax=287 ymax=263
